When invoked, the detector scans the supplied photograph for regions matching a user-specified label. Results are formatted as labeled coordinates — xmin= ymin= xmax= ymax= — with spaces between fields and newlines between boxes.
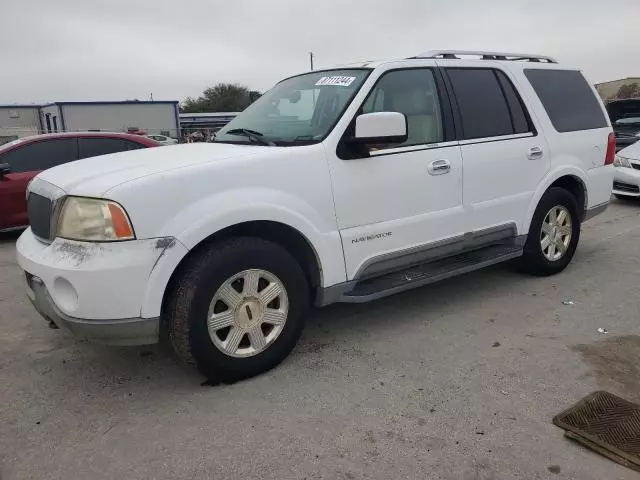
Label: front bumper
xmin=16 ymin=229 xmax=187 ymax=345
xmin=25 ymin=273 xmax=159 ymax=345
xmin=613 ymin=166 xmax=640 ymax=197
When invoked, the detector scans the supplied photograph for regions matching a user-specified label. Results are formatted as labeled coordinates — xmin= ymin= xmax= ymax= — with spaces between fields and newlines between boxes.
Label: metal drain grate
xmin=554 ymin=391 xmax=640 ymax=471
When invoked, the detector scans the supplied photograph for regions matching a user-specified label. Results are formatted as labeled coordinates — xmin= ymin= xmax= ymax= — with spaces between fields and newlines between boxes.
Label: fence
xmin=0 ymin=115 xmax=238 ymax=144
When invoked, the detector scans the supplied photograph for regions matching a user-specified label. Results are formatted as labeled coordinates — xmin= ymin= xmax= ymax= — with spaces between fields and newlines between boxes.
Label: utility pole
xmin=309 ymin=52 xmax=314 ymax=71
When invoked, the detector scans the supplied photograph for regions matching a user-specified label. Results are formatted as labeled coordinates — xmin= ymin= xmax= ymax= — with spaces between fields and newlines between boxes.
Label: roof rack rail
xmin=412 ymin=50 xmax=557 ymax=64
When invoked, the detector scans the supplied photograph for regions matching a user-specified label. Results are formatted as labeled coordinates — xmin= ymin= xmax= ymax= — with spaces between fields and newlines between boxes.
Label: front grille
xmin=27 ymin=193 xmax=53 ymax=239
xmin=613 ymin=181 xmax=640 ymax=194
xmin=632 ymin=163 xmax=640 ymax=171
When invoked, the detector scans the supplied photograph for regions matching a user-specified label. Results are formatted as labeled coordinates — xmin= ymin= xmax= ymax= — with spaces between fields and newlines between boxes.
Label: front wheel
xmin=165 ymin=237 xmax=309 ymax=383
xmin=517 ymin=187 xmax=581 ymax=276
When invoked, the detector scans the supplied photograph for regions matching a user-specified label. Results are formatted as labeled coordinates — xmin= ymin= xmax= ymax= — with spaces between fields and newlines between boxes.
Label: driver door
xmin=328 ymin=66 xmax=465 ymax=280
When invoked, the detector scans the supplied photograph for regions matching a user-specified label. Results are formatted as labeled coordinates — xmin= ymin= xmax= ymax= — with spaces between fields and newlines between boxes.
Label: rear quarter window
xmin=524 ymin=69 xmax=607 ymax=132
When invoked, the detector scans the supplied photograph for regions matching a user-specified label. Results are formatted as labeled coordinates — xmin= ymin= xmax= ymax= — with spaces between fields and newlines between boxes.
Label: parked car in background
xmin=606 ymin=99 xmax=640 ymax=151
xmin=0 ymin=132 xmax=160 ymax=232
xmin=147 ymin=134 xmax=179 ymax=146
xmin=613 ymin=140 xmax=640 ymax=199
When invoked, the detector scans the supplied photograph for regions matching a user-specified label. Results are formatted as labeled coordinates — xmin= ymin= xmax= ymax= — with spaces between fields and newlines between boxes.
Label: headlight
xmin=614 ymin=154 xmax=632 ymax=168
xmin=57 ymin=197 xmax=135 ymax=241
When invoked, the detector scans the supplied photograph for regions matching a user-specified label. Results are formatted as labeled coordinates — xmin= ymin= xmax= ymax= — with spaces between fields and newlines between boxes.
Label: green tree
xmin=615 ymin=82 xmax=640 ymax=100
xmin=181 ymin=83 xmax=261 ymax=113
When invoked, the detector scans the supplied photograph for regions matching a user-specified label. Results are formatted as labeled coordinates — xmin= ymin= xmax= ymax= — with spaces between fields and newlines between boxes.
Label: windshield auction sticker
xmin=315 ymin=76 xmax=357 ymax=87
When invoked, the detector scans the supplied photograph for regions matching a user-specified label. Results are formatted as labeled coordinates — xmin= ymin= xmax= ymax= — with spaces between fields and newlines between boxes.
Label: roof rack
xmin=412 ymin=50 xmax=557 ymax=64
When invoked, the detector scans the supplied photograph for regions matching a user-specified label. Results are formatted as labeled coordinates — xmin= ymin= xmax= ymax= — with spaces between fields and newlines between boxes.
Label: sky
xmin=1 ymin=0 xmax=639 ymax=105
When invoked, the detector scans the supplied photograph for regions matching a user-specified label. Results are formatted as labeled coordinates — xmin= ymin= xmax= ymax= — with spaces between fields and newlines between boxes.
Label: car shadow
xmin=297 ymin=262 xmax=532 ymax=353
xmin=25 ymin=263 xmax=529 ymax=393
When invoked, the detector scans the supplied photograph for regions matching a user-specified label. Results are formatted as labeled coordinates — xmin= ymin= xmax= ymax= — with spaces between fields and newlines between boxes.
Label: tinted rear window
xmin=524 ymin=69 xmax=607 ymax=132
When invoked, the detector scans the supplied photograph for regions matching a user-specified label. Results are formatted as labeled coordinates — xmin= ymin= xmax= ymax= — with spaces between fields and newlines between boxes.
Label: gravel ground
xmin=2 ymin=200 xmax=640 ymax=480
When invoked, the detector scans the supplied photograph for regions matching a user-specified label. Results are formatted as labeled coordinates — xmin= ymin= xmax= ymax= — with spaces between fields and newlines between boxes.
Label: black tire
xmin=165 ymin=237 xmax=309 ymax=383
xmin=517 ymin=187 xmax=581 ymax=276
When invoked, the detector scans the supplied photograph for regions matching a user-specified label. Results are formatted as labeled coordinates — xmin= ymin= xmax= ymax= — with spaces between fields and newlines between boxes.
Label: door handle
xmin=527 ymin=146 xmax=544 ymax=160
xmin=428 ymin=159 xmax=450 ymax=175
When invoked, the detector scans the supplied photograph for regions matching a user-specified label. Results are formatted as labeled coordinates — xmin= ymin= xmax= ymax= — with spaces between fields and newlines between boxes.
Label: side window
xmin=362 ymin=69 xmax=444 ymax=147
xmin=78 ymin=138 xmax=128 ymax=159
xmin=2 ymin=139 xmax=78 ymax=173
xmin=447 ymin=68 xmax=514 ymax=139
xmin=495 ymin=71 xmax=532 ymax=134
xmin=524 ymin=69 xmax=607 ymax=132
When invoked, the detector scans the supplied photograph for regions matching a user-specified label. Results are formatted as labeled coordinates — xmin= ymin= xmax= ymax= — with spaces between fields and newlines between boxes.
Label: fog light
xmin=52 ymin=277 xmax=79 ymax=313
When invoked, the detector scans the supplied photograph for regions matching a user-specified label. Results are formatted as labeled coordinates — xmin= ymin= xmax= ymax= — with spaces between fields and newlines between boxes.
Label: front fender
xmin=139 ymin=188 xmax=345 ymax=318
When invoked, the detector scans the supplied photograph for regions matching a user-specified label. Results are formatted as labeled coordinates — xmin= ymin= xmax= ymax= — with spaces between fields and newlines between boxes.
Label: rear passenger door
xmin=442 ymin=66 xmax=549 ymax=236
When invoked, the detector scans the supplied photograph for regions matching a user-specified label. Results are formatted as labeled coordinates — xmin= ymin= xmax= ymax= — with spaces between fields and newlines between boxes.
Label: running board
xmin=341 ymin=244 xmax=523 ymax=303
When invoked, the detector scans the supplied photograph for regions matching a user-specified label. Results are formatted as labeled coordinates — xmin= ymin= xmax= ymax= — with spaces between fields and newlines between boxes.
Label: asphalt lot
xmin=2 ymin=200 xmax=640 ymax=480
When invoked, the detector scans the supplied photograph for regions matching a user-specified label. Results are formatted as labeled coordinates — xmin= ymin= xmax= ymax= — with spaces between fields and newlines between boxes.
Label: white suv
xmin=17 ymin=50 xmax=614 ymax=382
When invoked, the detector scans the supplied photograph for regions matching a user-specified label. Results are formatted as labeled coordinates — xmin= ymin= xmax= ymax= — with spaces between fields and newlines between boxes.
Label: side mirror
xmin=0 ymin=163 xmax=10 ymax=178
xmin=350 ymin=112 xmax=407 ymax=144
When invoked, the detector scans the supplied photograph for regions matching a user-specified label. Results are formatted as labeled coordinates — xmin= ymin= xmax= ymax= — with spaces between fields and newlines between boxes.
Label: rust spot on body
xmin=151 ymin=237 xmax=178 ymax=272
xmin=155 ymin=238 xmax=176 ymax=250
xmin=52 ymin=242 xmax=104 ymax=266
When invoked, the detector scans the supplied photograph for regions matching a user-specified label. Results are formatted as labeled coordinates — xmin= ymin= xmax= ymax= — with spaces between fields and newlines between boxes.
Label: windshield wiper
xmin=224 ymin=128 xmax=276 ymax=146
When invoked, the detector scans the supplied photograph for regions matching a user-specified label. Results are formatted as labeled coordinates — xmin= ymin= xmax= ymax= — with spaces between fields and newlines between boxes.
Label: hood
xmin=606 ymin=99 xmax=640 ymax=126
xmin=619 ymin=138 xmax=640 ymax=160
xmin=36 ymin=143 xmax=270 ymax=196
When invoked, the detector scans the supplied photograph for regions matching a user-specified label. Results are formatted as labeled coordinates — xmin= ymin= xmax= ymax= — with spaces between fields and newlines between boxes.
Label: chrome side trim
xmin=368 ymin=141 xmax=460 ymax=157
xmin=315 ymin=282 xmax=355 ymax=307
xmin=316 ymin=225 xmax=524 ymax=307
xmin=315 ymin=233 xmax=526 ymax=307
xmin=584 ymin=201 xmax=610 ymax=221
xmin=458 ymin=133 xmax=534 ymax=146
xmin=354 ymin=223 xmax=518 ymax=280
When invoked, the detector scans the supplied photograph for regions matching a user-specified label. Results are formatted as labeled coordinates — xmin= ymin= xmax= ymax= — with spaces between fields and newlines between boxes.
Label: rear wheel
xmin=517 ymin=187 xmax=580 ymax=276
xmin=166 ymin=237 xmax=309 ymax=383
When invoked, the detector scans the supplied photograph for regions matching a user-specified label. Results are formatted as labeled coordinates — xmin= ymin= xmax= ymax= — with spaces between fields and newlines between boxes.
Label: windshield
xmin=215 ymin=69 xmax=370 ymax=146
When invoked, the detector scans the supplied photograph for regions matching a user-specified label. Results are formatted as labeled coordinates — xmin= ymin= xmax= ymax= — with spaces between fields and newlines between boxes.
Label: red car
xmin=0 ymin=132 xmax=160 ymax=232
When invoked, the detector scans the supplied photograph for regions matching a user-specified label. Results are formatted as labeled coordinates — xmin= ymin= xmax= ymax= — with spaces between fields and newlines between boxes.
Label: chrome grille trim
xmin=26 ymin=177 xmax=66 ymax=243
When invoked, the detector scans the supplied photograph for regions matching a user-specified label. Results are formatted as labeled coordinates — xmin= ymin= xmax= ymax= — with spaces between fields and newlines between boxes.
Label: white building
xmin=0 ymin=105 xmax=42 ymax=142
xmin=0 ymin=100 xmax=180 ymax=144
